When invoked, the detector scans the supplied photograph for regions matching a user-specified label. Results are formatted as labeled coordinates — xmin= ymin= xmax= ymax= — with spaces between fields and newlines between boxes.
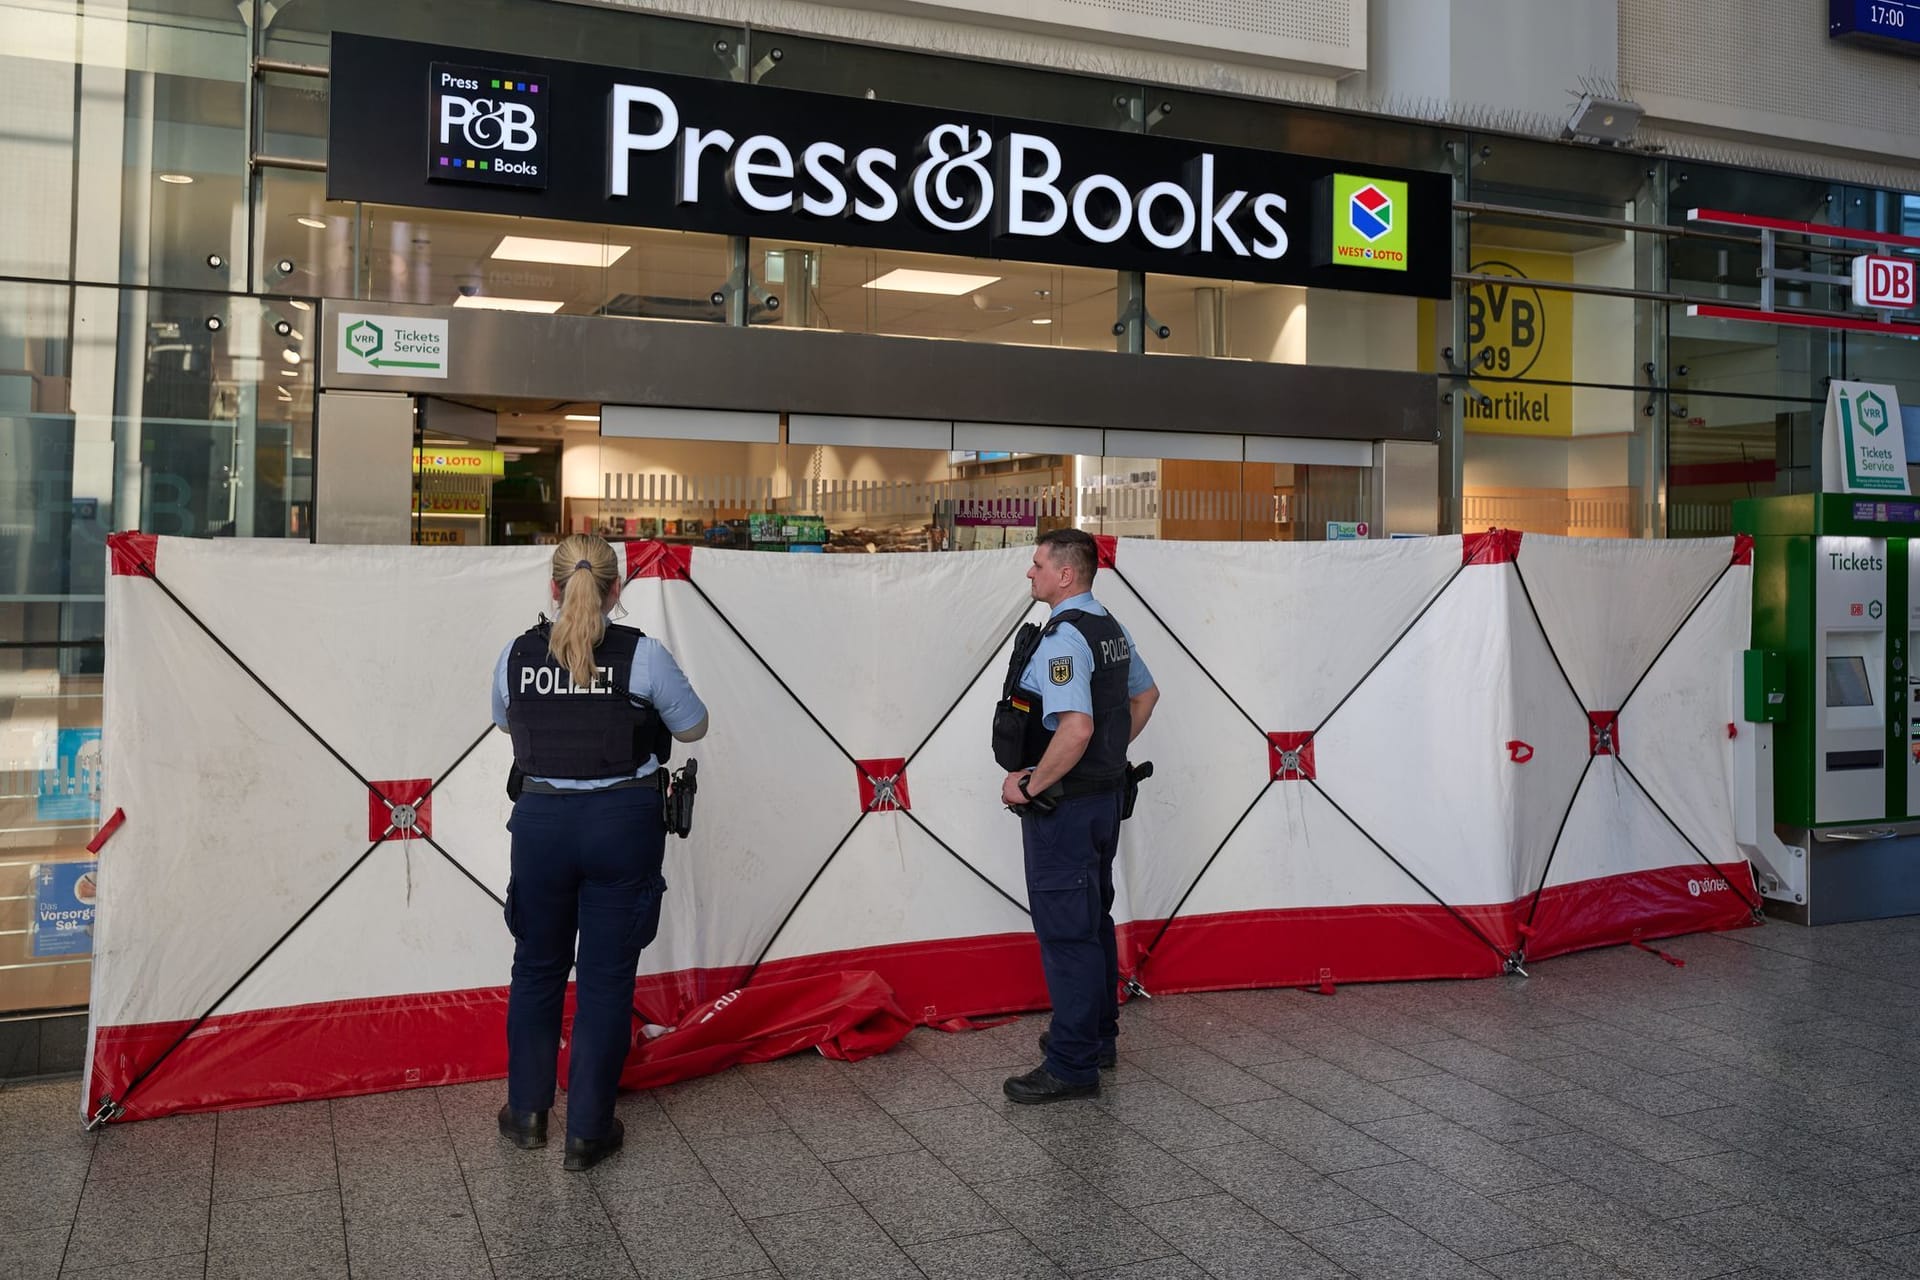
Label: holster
xmin=1121 ymin=760 xmax=1153 ymax=821
xmin=662 ymin=758 xmax=699 ymax=838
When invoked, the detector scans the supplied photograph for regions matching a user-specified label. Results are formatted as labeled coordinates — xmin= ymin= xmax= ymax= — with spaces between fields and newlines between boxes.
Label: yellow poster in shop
xmin=415 ymin=492 xmax=487 ymax=515
xmin=1463 ymin=248 xmax=1573 ymax=437
xmin=413 ymin=448 xmax=505 ymax=476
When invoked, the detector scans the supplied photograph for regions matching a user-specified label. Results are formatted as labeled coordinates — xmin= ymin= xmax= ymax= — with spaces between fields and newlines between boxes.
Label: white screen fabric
xmin=86 ymin=531 xmax=1757 ymax=1121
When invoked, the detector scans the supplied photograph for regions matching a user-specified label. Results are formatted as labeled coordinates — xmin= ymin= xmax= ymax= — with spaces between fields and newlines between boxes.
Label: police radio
xmin=662 ymin=759 xmax=698 ymax=838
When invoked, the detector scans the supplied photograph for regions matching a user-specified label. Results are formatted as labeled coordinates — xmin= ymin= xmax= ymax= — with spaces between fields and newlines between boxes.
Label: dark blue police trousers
xmin=1022 ymin=790 xmax=1123 ymax=1085
xmin=504 ymin=786 xmax=667 ymax=1143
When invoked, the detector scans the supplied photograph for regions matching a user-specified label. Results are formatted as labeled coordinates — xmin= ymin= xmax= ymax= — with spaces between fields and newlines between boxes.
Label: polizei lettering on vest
xmin=518 ymin=665 xmax=618 ymax=695
xmin=607 ymin=87 xmax=1292 ymax=260
xmin=1099 ymin=636 xmax=1132 ymax=664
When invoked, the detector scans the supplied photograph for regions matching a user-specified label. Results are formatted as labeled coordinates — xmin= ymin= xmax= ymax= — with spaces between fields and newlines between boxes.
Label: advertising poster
xmin=30 ymin=861 xmax=97 ymax=957
xmin=36 ymin=727 xmax=102 ymax=823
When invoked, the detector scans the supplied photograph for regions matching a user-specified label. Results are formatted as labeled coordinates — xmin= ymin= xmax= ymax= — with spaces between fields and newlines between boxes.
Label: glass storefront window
xmin=1146 ymin=272 xmax=1442 ymax=372
xmin=750 ymin=30 xmax=1133 ymax=130
xmin=258 ymin=184 xmax=735 ymax=316
xmin=1457 ymin=136 xmax=1658 ymax=537
xmin=1 ymin=0 xmax=251 ymax=293
xmin=356 ymin=210 xmax=731 ymax=320
xmin=262 ymin=0 xmax=737 ymax=76
xmin=1667 ymin=392 xmax=1812 ymax=535
xmin=1 ymin=277 xmax=302 ymax=1014
xmin=751 ymin=241 xmax=1117 ymax=349
xmin=1151 ymin=90 xmax=1463 ymax=174
xmin=553 ymin=414 xmax=1370 ymax=551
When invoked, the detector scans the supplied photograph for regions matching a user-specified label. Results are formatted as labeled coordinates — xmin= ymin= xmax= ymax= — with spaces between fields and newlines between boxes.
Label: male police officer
xmin=996 ymin=529 xmax=1158 ymax=1103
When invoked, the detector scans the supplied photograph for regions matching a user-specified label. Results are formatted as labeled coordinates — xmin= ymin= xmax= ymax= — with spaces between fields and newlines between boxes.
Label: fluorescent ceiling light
xmin=158 ymin=173 xmax=193 ymax=184
xmin=288 ymin=328 xmax=304 ymax=342
xmin=453 ymin=295 xmax=565 ymax=313
xmin=281 ymin=347 xmax=301 ymax=365
xmin=1031 ymin=317 xmax=1053 ymax=325
xmin=492 ymin=235 xmax=631 ymax=268
xmin=289 ymin=300 xmax=311 ymax=311
xmin=563 ymin=413 xmax=600 ymax=422
xmin=864 ymin=268 xmax=1002 ymax=296
xmin=296 ymin=216 xmax=327 ymax=229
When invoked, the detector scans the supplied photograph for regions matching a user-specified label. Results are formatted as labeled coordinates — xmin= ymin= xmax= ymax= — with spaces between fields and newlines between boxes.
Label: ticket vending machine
xmin=1736 ymin=494 xmax=1920 ymax=924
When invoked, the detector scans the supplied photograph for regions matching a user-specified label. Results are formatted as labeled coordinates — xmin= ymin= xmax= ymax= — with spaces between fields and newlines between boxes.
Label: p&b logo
xmin=428 ymin=61 xmax=549 ymax=190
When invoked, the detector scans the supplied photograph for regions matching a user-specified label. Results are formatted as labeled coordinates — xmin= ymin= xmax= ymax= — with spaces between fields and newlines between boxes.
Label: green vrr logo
xmin=345 ymin=320 xmax=384 ymax=360
xmin=1857 ymin=390 xmax=1890 ymax=435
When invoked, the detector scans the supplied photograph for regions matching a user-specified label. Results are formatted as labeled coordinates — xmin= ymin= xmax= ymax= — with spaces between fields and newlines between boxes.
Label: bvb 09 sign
xmin=1462 ymin=251 xmax=1574 ymax=437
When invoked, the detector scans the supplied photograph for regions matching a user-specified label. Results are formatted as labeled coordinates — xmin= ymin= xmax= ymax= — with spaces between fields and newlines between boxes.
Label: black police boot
xmin=496 ymin=1105 xmax=547 ymax=1150
xmin=1003 ymin=1065 xmax=1099 ymax=1104
xmin=563 ymin=1116 xmax=625 ymax=1172
xmin=1038 ymin=1030 xmax=1118 ymax=1070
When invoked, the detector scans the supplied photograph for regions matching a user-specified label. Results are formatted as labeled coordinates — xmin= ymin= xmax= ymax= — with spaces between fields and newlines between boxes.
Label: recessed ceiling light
xmin=296 ymin=216 xmax=327 ymax=229
xmin=1031 ymin=317 xmax=1053 ymax=325
xmin=158 ymin=173 xmax=193 ymax=184
xmin=453 ymin=295 xmax=565 ymax=313
xmin=288 ymin=300 xmax=311 ymax=311
xmin=563 ymin=413 xmax=601 ymax=422
xmin=864 ymin=268 xmax=1002 ymax=296
xmin=492 ymin=235 xmax=631 ymax=268
xmin=281 ymin=347 xmax=301 ymax=365
xmin=279 ymin=367 xmax=299 ymax=377
xmin=288 ymin=328 xmax=304 ymax=342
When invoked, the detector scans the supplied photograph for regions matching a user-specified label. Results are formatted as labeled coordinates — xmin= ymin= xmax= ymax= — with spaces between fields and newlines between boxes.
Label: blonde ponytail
xmin=548 ymin=535 xmax=619 ymax=687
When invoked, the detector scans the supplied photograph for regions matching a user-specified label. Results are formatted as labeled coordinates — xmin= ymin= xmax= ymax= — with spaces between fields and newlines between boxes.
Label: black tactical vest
xmin=991 ymin=608 xmax=1132 ymax=789
xmin=505 ymin=622 xmax=670 ymax=778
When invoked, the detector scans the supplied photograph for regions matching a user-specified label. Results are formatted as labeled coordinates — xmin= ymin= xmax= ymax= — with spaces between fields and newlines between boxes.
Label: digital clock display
xmin=1832 ymin=0 xmax=1920 ymax=48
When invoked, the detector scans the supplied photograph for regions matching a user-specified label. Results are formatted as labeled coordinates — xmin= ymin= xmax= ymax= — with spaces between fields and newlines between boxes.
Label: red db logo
xmin=1506 ymin=740 xmax=1534 ymax=764
xmin=1853 ymin=255 xmax=1916 ymax=310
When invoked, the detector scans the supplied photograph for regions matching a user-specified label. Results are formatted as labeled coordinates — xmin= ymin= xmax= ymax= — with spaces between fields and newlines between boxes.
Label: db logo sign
xmin=427 ymin=61 xmax=549 ymax=189
xmin=1852 ymin=255 xmax=1916 ymax=311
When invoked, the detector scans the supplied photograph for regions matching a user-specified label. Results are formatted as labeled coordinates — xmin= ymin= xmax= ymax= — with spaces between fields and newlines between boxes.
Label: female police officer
xmin=491 ymin=534 xmax=708 ymax=1171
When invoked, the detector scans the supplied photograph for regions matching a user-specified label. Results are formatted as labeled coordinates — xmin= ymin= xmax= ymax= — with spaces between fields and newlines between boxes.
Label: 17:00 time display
xmin=1832 ymin=0 xmax=1920 ymax=45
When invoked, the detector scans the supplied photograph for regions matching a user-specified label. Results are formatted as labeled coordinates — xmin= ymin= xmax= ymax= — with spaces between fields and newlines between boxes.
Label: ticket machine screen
xmin=1827 ymin=655 xmax=1875 ymax=707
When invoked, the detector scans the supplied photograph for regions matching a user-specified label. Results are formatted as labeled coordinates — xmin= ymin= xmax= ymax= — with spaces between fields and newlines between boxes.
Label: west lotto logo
xmin=1350 ymin=185 xmax=1391 ymax=242
xmin=1327 ymin=174 xmax=1408 ymax=272
xmin=427 ymin=61 xmax=549 ymax=189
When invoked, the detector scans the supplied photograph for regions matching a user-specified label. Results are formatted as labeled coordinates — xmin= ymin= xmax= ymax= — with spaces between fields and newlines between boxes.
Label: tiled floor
xmin=6 ymin=917 xmax=1920 ymax=1278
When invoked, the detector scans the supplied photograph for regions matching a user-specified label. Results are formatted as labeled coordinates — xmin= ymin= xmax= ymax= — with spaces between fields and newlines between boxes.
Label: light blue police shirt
xmin=1019 ymin=592 xmax=1155 ymax=731
xmin=492 ymin=631 xmax=707 ymax=790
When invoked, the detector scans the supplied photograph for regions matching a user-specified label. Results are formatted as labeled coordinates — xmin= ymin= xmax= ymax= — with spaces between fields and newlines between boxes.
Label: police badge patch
xmin=1049 ymin=656 xmax=1073 ymax=685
